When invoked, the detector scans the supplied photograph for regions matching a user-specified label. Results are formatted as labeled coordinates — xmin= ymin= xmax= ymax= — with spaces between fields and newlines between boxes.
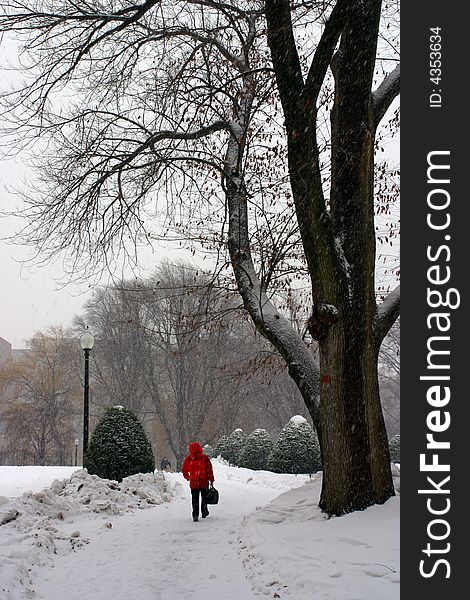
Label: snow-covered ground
xmin=0 ymin=461 xmax=399 ymax=600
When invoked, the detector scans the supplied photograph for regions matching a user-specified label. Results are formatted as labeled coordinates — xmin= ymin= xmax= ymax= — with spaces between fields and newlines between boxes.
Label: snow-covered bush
xmin=389 ymin=434 xmax=400 ymax=463
xmin=267 ymin=416 xmax=321 ymax=475
xmin=202 ymin=444 xmax=215 ymax=458
xmin=238 ymin=428 xmax=273 ymax=471
xmin=84 ymin=406 xmax=155 ymax=482
xmin=215 ymin=435 xmax=228 ymax=459
xmin=223 ymin=429 xmax=247 ymax=466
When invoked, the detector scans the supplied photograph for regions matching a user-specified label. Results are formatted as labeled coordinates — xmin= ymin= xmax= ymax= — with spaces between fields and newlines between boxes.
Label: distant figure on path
xmin=160 ymin=457 xmax=171 ymax=471
xmin=182 ymin=442 xmax=214 ymax=522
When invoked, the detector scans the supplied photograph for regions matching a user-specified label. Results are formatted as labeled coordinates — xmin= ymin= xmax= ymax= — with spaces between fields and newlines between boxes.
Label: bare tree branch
xmin=301 ymin=0 xmax=348 ymax=106
xmin=372 ymin=63 xmax=400 ymax=129
xmin=376 ymin=284 xmax=400 ymax=344
xmin=264 ymin=0 xmax=304 ymax=118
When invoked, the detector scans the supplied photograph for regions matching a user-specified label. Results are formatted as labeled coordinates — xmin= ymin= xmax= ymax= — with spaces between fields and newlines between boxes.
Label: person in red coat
xmin=182 ymin=442 xmax=215 ymax=522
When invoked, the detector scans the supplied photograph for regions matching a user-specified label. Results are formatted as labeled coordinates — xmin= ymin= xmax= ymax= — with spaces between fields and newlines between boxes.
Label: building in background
xmin=0 ymin=337 xmax=29 ymax=363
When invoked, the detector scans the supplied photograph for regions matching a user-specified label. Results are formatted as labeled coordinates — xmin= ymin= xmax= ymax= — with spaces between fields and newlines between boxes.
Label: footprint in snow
xmin=363 ymin=565 xmax=392 ymax=578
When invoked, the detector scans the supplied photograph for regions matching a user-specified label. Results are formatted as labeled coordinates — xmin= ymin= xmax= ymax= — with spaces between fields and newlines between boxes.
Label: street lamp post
xmin=80 ymin=329 xmax=94 ymax=461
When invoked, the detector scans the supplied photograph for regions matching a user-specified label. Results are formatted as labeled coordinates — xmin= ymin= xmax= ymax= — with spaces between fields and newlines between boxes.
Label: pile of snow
xmin=0 ymin=469 xmax=182 ymax=599
xmin=1 ymin=469 xmax=180 ymax=521
xmin=238 ymin=472 xmax=400 ymax=600
xmin=211 ymin=458 xmax=311 ymax=491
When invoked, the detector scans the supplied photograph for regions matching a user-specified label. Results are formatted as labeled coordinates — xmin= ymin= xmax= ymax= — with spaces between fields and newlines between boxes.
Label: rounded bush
xmin=223 ymin=428 xmax=246 ymax=466
xmin=238 ymin=428 xmax=273 ymax=471
xmin=84 ymin=406 xmax=155 ymax=481
xmin=202 ymin=444 xmax=215 ymax=458
xmin=389 ymin=434 xmax=400 ymax=463
xmin=267 ymin=415 xmax=322 ymax=474
xmin=215 ymin=435 xmax=228 ymax=459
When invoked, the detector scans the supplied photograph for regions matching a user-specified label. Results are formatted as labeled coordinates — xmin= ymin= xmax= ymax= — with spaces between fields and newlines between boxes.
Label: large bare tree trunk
xmin=263 ymin=0 xmax=399 ymax=514
xmin=318 ymin=312 xmax=393 ymax=513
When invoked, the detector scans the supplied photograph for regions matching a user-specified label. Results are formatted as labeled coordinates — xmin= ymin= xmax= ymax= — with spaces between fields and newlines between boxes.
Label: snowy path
xmin=31 ymin=474 xmax=278 ymax=600
xmin=1 ymin=464 xmax=399 ymax=600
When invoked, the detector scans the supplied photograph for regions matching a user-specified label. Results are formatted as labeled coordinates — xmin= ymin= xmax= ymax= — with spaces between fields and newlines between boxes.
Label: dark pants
xmin=191 ymin=487 xmax=209 ymax=518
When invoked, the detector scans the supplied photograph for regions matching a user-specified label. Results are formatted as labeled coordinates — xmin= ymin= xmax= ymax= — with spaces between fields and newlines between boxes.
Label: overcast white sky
xmin=0 ymin=152 xmax=192 ymax=348
xmin=0 ymin=158 xmax=85 ymax=348
xmin=0 ymin=36 xmax=84 ymax=348
xmin=0 ymin=159 xmax=195 ymax=348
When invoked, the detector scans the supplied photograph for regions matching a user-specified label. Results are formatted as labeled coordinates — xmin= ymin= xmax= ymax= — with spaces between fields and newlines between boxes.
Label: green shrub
xmin=267 ymin=415 xmax=321 ymax=474
xmin=238 ymin=428 xmax=273 ymax=470
xmin=84 ymin=406 xmax=155 ymax=481
xmin=223 ymin=428 xmax=246 ymax=466
xmin=202 ymin=444 xmax=215 ymax=458
xmin=215 ymin=435 xmax=228 ymax=459
xmin=389 ymin=434 xmax=400 ymax=463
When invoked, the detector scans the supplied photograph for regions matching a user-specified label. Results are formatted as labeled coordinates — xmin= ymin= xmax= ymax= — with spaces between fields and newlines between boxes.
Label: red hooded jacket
xmin=182 ymin=442 xmax=214 ymax=489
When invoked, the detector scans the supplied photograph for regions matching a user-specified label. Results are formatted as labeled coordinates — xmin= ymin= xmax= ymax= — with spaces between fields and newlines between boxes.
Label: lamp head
xmin=80 ymin=329 xmax=95 ymax=350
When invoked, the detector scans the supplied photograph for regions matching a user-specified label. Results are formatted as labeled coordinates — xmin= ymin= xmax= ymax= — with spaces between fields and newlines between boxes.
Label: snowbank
xmin=211 ymin=457 xmax=312 ymax=491
xmin=238 ymin=471 xmax=400 ymax=600
xmin=0 ymin=469 xmax=182 ymax=600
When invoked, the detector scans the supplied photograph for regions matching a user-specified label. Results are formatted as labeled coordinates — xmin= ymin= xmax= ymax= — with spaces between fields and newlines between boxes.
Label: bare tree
xmin=79 ymin=261 xmax=263 ymax=467
xmin=0 ymin=0 xmax=399 ymax=514
xmin=75 ymin=286 xmax=153 ymax=418
xmin=0 ymin=360 xmax=33 ymax=464
xmin=261 ymin=0 xmax=400 ymax=513
xmin=0 ymin=327 xmax=79 ymax=465
xmin=141 ymin=261 xmax=247 ymax=466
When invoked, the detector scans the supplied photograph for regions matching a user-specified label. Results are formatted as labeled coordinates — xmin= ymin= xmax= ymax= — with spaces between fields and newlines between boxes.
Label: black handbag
xmin=205 ymin=485 xmax=219 ymax=505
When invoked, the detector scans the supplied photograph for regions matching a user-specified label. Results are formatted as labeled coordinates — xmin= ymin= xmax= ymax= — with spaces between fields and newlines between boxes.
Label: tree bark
xmin=264 ymin=0 xmax=398 ymax=514
xmin=324 ymin=0 xmax=394 ymax=511
xmin=318 ymin=310 xmax=393 ymax=514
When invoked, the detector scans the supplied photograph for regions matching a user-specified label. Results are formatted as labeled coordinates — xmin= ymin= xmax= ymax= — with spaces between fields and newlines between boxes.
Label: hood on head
xmin=189 ymin=442 xmax=203 ymax=455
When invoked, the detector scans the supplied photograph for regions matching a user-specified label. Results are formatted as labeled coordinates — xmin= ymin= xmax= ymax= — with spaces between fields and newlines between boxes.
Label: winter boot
xmin=193 ymin=516 xmax=198 ymax=522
